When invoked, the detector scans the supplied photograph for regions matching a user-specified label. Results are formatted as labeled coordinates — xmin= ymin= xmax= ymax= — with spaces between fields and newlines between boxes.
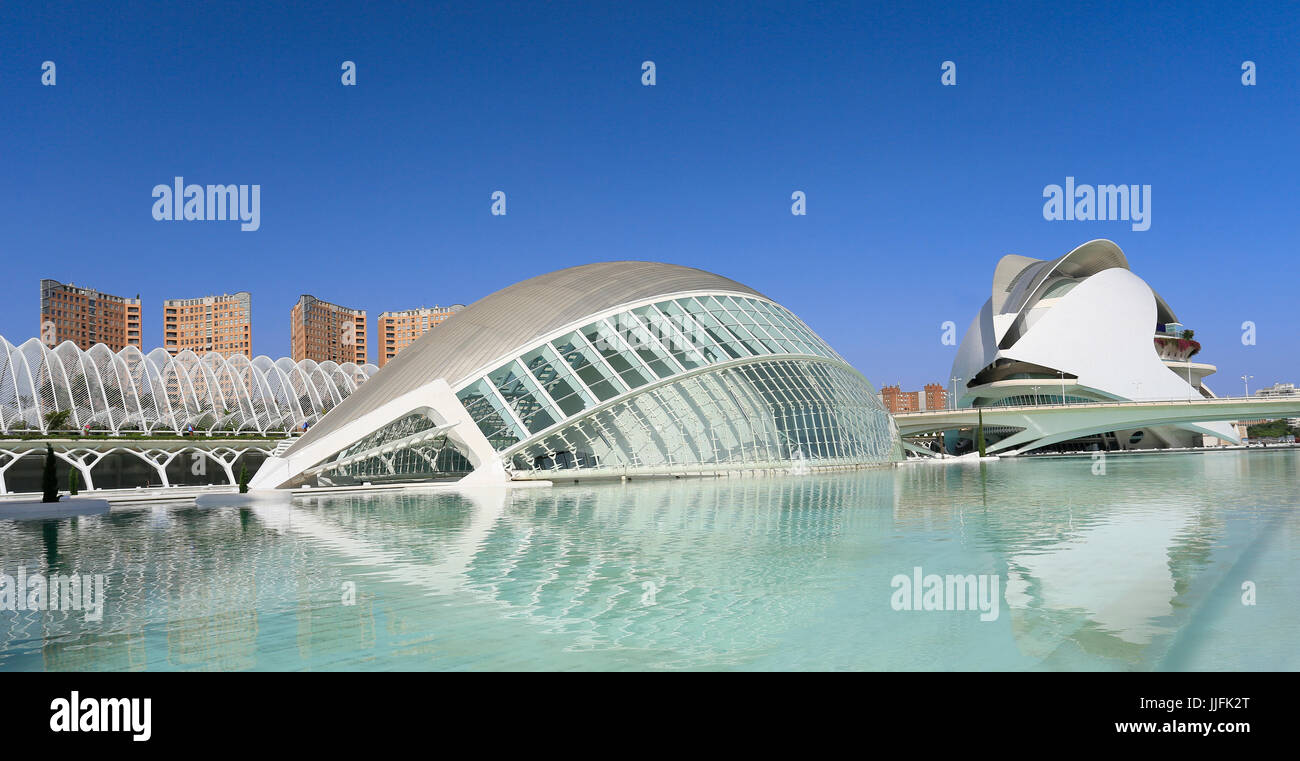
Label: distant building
xmin=291 ymin=295 xmax=367 ymax=364
xmin=1254 ymin=382 xmax=1297 ymax=397
xmin=39 ymin=279 xmax=141 ymax=351
xmin=377 ymin=305 xmax=463 ymax=367
xmin=163 ymin=292 xmax=251 ymax=356
xmin=1252 ymin=383 xmax=1299 ymax=427
xmin=922 ymin=382 xmax=947 ymax=411
xmin=879 ymin=383 xmax=947 ymax=414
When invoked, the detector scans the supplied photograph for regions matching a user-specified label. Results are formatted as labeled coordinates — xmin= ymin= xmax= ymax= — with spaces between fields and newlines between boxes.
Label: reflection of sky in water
xmin=1 ymin=450 xmax=1297 ymax=671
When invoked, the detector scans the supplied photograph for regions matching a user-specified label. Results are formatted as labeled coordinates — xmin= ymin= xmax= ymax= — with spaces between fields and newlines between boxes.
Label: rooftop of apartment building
xmin=378 ymin=304 xmax=465 ymax=319
xmin=295 ymin=294 xmax=366 ymax=315
xmin=163 ymin=292 xmax=252 ymax=307
xmin=41 ymin=279 xmax=140 ymax=303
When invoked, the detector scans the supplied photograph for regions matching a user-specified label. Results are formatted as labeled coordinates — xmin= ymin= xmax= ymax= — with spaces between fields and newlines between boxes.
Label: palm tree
xmin=44 ymin=409 xmax=72 ymax=432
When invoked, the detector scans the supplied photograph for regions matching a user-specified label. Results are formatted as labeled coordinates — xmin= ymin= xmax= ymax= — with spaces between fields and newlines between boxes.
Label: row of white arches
xmin=0 ymin=336 xmax=377 ymax=435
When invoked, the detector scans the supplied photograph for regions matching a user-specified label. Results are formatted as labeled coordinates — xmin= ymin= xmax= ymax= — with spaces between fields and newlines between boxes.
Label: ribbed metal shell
xmin=288 ymin=261 xmax=766 ymax=454
xmin=991 ymin=239 xmax=1177 ymax=333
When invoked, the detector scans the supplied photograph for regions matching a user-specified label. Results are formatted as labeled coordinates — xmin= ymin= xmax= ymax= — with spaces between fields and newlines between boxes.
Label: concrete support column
xmin=127 ymin=449 xmax=184 ymax=488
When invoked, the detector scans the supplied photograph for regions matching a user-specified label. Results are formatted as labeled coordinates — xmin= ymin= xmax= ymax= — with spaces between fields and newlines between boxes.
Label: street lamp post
xmin=1032 ymin=385 xmax=1039 ymax=406
xmin=1058 ymin=371 xmax=1066 ymax=405
xmin=950 ymin=375 xmax=960 ymax=410
xmin=1241 ymin=374 xmax=1253 ymax=398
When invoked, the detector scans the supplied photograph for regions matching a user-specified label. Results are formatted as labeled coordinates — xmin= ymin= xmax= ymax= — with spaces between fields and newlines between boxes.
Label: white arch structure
xmin=0 ymin=336 xmax=378 ymax=436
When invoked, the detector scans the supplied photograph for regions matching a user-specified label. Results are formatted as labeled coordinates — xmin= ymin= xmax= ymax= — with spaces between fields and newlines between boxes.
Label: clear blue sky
xmin=2 ymin=0 xmax=1296 ymax=392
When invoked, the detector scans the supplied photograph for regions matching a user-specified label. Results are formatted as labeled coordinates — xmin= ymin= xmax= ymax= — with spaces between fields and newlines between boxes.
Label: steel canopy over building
xmin=251 ymin=261 xmax=902 ymax=488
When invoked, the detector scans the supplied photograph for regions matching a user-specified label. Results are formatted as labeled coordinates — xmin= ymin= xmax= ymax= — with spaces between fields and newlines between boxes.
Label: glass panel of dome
xmin=551 ymin=331 xmax=625 ymax=401
xmin=744 ymin=300 xmax=801 ymax=350
xmin=455 ymin=378 xmax=523 ymax=448
xmin=729 ymin=299 xmax=785 ymax=353
xmin=617 ymin=312 xmax=679 ymax=379
xmin=706 ymin=307 xmax=763 ymax=355
xmin=633 ymin=304 xmax=701 ymax=370
xmin=667 ymin=299 xmax=727 ymax=360
xmin=678 ymin=300 xmax=746 ymax=359
xmin=580 ymin=321 xmax=651 ymax=389
xmin=654 ymin=299 xmax=701 ymax=344
xmin=630 ymin=304 xmax=700 ymax=368
xmin=747 ymin=299 xmax=802 ymax=353
xmin=520 ymin=344 xmax=593 ymax=417
xmin=714 ymin=297 xmax=773 ymax=355
xmin=488 ymin=360 xmax=557 ymax=435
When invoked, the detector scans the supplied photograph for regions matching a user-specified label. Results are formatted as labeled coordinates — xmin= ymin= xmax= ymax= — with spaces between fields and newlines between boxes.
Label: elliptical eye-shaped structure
xmin=252 ymin=262 xmax=902 ymax=489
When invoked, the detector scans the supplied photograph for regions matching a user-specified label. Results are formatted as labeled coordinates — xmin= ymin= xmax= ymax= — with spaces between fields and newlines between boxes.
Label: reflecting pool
xmin=1 ymin=449 xmax=1297 ymax=670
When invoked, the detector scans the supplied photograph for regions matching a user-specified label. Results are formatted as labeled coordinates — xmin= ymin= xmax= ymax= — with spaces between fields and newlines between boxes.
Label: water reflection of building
xmin=289 ymin=475 xmax=900 ymax=667
xmin=0 ymin=505 xmax=358 ymax=671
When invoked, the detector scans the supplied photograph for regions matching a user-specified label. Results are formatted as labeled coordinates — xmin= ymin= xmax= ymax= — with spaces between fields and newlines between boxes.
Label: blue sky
xmin=1 ymin=0 xmax=1296 ymax=392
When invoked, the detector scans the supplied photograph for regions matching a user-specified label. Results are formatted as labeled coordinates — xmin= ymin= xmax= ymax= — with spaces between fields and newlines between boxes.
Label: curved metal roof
xmin=990 ymin=239 xmax=1178 ymax=346
xmin=287 ymin=261 xmax=767 ymax=454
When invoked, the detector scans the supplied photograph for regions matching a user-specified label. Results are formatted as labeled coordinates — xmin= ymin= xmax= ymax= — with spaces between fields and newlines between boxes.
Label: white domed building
xmin=252 ymin=262 xmax=902 ymax=488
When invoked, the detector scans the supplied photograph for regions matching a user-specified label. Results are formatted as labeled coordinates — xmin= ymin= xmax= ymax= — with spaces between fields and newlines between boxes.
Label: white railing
xmin=895 ymin=393 xmax=1300 ymax=417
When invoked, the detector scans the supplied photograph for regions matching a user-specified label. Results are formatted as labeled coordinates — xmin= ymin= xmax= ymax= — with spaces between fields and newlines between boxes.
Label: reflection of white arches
xmin=283 ymin=487 xmax=512 ymax=595
xmin=0 ymin=335 xmax=377 ymax=435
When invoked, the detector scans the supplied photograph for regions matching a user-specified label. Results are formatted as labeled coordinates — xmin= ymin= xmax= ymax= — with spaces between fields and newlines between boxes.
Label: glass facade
xmin=317 ymin=412 xmax=472 ymax=486
xmin=979 ymin=393 xmax=1096 ymax=407
xmin=453 ymin=294 xmax=849 ymax=451
xmin=509 ymin=358 xmax=900 ymax=476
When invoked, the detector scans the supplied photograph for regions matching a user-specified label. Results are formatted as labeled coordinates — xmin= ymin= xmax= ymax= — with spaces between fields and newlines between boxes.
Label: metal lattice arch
xmin=251 ymin=262 xmax=902 ymax=490
xmin=0 ymin=335 xmax=377 ymax=435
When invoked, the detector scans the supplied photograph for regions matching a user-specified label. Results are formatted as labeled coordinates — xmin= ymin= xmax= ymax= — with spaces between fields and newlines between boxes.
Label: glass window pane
xmin=489 ymin=360 xmax=557 ymax=435
xmin=456 ymin=378 xmax=523 ymax=448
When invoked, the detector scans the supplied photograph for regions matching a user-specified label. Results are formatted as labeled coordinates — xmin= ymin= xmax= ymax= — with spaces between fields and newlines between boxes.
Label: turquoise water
xmin=1 ymin=449 xmax=1297 ymax=671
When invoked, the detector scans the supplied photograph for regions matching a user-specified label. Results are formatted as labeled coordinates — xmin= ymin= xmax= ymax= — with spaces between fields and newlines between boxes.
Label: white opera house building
xmin=947 ymin=239 xmax=1237 ymax=453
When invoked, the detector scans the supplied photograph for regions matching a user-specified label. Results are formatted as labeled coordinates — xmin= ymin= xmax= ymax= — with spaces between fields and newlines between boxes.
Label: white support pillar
xmin=198 ymin=446 xmax=243 ymax=485
xmin=55 ymin=447 xmax=108 ymax=492
xmin=0 ymin=449 xmax=30 ymax=495
xmin=127 ymin=448 xmax=185 ymax=488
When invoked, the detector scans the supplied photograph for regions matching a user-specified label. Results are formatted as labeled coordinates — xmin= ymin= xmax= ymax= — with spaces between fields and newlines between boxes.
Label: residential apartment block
xmin=376 ymin=305 xmax=463 ymax=367
xmin=290 ymin=295 xmax=368 ymax=364
xmin=879 ymin=383 xmax=948 ymax=414
xmin=39 ymin=279 xmax=142 ymax=351
xmin=163 ymin=292 xmax=252 ymax=356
